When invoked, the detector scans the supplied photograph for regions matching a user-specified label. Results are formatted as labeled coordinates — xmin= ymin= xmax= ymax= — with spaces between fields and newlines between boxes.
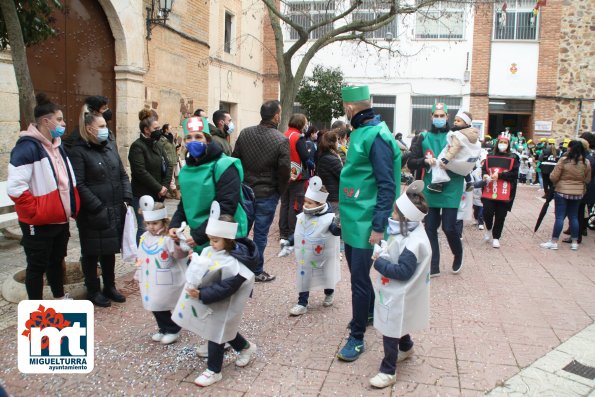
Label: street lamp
xmin=146 ymin=0 xmax=175 ymax=40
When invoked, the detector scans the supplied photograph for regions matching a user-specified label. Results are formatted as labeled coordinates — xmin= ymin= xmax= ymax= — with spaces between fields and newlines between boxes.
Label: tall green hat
xmin=341 ymin=85 xmax=370 ymax=102
xmin=182 ymin=117 xmax=210 ymax=136
xmin=431 ymin=102 xmax=448 ymax=113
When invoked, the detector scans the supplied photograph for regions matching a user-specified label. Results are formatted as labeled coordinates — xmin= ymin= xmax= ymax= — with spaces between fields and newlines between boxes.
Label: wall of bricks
xmin=469 ymin=2 xmax=493 ymax=137
xmin=262 ymin=4 xmax=279 ymax=101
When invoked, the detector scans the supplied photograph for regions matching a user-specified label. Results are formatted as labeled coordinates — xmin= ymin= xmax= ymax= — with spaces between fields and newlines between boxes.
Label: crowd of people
xmin=6 ymin=89 xmax=594 ymax=389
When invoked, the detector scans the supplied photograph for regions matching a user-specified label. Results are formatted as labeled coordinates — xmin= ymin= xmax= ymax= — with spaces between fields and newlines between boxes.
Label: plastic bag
xmin=121 ymin=205 xmax=137 ymax=262
xmin=431 ymin=163 xmax=451 ymax=184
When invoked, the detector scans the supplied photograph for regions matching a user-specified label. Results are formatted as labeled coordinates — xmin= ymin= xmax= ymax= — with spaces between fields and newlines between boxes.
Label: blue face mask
xmin=49 ymin=121 xmax=66 ymax=138
xmin=432 ymin=118 xmax=447 ymax=128
xmin=186 ymin=140 xmax=207 ymax=158
xmin=96 ymin=127 xmax=109 ymax=142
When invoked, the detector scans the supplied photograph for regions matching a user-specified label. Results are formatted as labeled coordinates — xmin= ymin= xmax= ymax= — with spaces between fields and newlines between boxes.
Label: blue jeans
xmin=252 ymin=193 xmax=280 ymax=275
xmin=298 ymin=289 xmax=334 ymax=306
xmin=345 ymin=244 xmax=375 ymax=340
xmin=424 ymin=207 xmax=463 ymax=274
xmin=132 ymin=196 xmax=145 ymax=245
xmin=552 ymin=194 xmax=581 ymax=240
xmin=537 ymin=172 xmax=544 ymax=189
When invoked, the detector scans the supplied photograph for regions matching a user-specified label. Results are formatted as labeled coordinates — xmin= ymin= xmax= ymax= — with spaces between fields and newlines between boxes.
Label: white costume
xmin=437 ymin=130 xmax=482 ymax=176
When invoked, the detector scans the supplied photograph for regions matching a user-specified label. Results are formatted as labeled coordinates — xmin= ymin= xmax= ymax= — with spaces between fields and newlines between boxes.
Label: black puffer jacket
xmin=67 ymin=135 xmax=133 ymax=255
xmin=316 ymin=151 xmax=343 ymax=202
xmin=128 ymin=133 xmax=172 ymax=199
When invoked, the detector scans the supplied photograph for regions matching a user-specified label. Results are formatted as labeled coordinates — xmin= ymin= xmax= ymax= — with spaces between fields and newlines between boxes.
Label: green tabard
xmin=339 ymin=121 xmax=401 ymax=249
xmin=421 ymin=132 xmax=464 ymax=208
xmin=178 ymin=155 xmax=248 ymax=253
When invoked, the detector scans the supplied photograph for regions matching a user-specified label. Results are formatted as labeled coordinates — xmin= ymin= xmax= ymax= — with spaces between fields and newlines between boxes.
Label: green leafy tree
xmin=0 ymin=0 xmax=62 ymax=123
xmin=296 ymin=65 xmax=344 ymax=128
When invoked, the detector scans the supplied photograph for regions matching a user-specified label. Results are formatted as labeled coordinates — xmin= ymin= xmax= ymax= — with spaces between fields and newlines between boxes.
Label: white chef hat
xmin=205 ymin=201 xmax=238 ymax=240
xmin=455 ymin=110 xmax=472 ymax=126
xmin=395 ymin=181 xmax=427 ymax=222
xmin=139 ymin=195 xmax=167 ymax=222
xmin=305 ymin=176 xmax=328 ymax=203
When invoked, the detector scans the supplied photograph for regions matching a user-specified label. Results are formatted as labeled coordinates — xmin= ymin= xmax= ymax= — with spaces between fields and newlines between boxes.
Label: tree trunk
xmin=0 ymin=0 xmax=36 ymax=125
xmin=279 ymin=77 xmax=297 ymax=132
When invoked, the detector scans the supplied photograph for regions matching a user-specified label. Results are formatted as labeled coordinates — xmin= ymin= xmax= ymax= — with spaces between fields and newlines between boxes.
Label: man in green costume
xmin=337 ymin=86 xmax=401 ymax=362
xmin=407 ymin=103 xmax=464 ymax=277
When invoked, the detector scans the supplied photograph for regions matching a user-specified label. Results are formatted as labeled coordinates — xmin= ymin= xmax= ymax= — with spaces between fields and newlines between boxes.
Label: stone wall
xmin=553 ymin=0 xmax=594 ymax=138
xmin=0 ymin=52 xmax=21 ymax=181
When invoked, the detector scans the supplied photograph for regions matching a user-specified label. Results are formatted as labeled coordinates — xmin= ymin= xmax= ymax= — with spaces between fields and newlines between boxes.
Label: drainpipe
xmin=575 ymin=99 xmax=582 ymax=139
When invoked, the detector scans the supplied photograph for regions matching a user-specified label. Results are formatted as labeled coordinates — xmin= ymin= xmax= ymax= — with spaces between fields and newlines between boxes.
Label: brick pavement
xmin=0 ymin=184 xmax=593 ymax=396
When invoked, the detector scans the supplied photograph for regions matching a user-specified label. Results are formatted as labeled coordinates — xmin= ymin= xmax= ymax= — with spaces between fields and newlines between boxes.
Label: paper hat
xmin=485 ymin=134 xmax=492 ymax=140
xmin=182 ymin=117 xmax=210 ymax=136
xmin=497 ymin=131 xmax=511 ymax=142
xmin=539 ymin=138 xmax=546 ymax=142
xmin=139 ymin=195 xmax=167 ymax=222
xmin=431 ymin=102 xmax=448 ymax=113
xmin=547 ymin=138 xmax=556 ymax=144
xmin=205 ymin=201 xmax=237 ymax=240
xmin=563 ymin=138 xmax=571 ymax=143
xmin=455 ymin=110 xmax=471 ymax=125
xmin=341 ymin=86 xmax=370 ymax=102
xmin=305 ymin=176 xmax=329 ymax=203
xmin=395 ymin=181 xmax=426 ymax=222
xmin=527 ymin=139 xmax=534 ymax=144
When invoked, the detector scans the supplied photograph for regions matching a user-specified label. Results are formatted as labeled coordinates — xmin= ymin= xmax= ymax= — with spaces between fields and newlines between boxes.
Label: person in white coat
xmin=369 ymin=181 xmax=431 ymax=388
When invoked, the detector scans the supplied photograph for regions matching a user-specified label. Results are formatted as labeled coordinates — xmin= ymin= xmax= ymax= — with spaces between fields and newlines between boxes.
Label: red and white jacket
xmin=7 ymin=125 xmax=80 ymax=225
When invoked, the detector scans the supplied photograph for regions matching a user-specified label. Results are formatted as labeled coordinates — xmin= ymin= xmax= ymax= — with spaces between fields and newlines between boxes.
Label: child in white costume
xmin=136 ymin=196 xmax=188 ymax=345
xmin=369 ymin=181 xmax=431 ymax=389
xmin=172 ymin=202 xmax=257 ymax=388
xmin=289 ymin=176 xmax=341 ymax=316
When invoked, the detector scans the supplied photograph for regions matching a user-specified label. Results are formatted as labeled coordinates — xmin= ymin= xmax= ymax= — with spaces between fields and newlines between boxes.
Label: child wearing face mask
xmin=428 ymin=111 xmax=481 ymax=193
xmin=288 ymin=177 xmax=341 ymax=316
xmin=172 ymin=202 xmax=258 ymax=388
xmin=368 ymin=181 xmax=431 ymax=389
xmin=136 ymin=196 xmax=189 ymax=345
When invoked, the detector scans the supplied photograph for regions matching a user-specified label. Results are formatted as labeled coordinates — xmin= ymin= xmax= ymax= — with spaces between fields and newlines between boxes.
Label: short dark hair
xmin=193 ymin=108 xmax=206 ymax=117
xmin=213 ymin=110 xmax=229 ymax=126
xmin=162 ymin=123 xmax=170 ymax=132
xmin=85 ymin=95 xmax=108 ymax=113
xmin=288 ymin=113 xmax=307 ymax=130
xmin=34 ymin=93 xmax=61 ymax=120
xmin=395 ymin=133 xmax=403 ymax=140
xmin=580 ymin=132 xmax=595 ymax=149
xmin=260 ymin=100 xmax=281 ymax=121
xmin=331 ymin=120 xmax=346 ymax=130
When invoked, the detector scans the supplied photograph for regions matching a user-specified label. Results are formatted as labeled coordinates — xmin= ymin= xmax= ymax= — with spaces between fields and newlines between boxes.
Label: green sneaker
xmin=337 ymin=336 xmax=364 ymax=362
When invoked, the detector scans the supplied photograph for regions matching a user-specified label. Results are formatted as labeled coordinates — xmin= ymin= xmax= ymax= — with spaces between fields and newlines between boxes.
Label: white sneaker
xmin=196 ymin=342 xmax=231 ymax=358
xmin=235 ymin=341 xmax=257 ymax=367
xmin=570 ymin=242 xmax=578 ymax=251
xmin=369 ymin=372 xmax=396 ymax=388
xmin=277 ymin=246 xmax=294 ymax=257
xmin=160 ymin=332 xmax=180 ymax=345
xmin=478 ymin=224 xmax=485 ymax=230
xmin=492 ymin=239 xmax=500 ymax=248
xmin=323 ymin=293 xmax=334 ymax=307
xmin=289 ymin=304 xmax=308 ymax=316
xmin=194 ymin=369 xmax=222 ymax=387
xmin=540 ymin=241 xmax=558 ymax=250
xmin=59 ymin=293 xmax=73 ymax=300
xmin=397 ymin=346 xmax=414 ymax=362
xmin=151 ymin=332 xmax=164 ymax=342
xmin=484 ymin=231 xmax=491 ymax=242
xmin=279 ymin=239 xmax=289 ymax=247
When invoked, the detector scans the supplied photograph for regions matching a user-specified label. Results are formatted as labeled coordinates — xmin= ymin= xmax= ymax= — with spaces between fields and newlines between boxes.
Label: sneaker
xmin=465 ymin=182 xmax=474 ymax=192
xmin=397 ymin=346 xmax=414 ymax=362
xmin=323 ymin=293 xmax=334 ymax=307
xmin=367 ymin=314 xmax=374 ymax=326
xmin=337 ymin=336 xmax=364 ymax=362
xmin=478 ymin=224 xmax=485 ymax=230
xmin=430 ymin=269 xmax=440 ymax=278
xmin=59 ymin=293 xmax=73 ymax=300
xmin=194 ymin=369 xmax=222 ymax=387
xmin=452 ymin=252 xmax=463 ymax=274
xmin=492 ymin=239 xmax=500 ymax=248
xmin=196 ymin=342 xmax=231 ymax=358
xmin=160 ymin=332 xmax=180 ymax=345
xmin=277 ymin=246 xmax=294 ymax=257
xmin=289 ymin=304 xmax=307 ymax=316
xmin=540 ymin=241 xmax=558 ymax=250
xmin=570 ymin=242 xmax=578 ymax=251
xmin=151 ymin=332 xmax=164 ymax=342
xmin=369 ymin=372 xmax=396 ymax=388
xmin=235 ymin=341 xmax=257 ymax=367
xmin=254 ymin=271 xmax=276 ymax=282
xmin=279 ymin=238 xmax=289 ymax=247
xmin=427 ymin=183 xmax=443 ymax=193
xmin=483 ymin=231 xmax=491 ymax=242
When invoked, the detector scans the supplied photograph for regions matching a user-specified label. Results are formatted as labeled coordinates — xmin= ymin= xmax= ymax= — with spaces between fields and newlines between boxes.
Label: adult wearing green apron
xmin=169 ymin=117 xmax=247 ymax=254
xmin=337 ymin=86 xmax=401 ymax=362
xmin=407 ymin=103 xmax=464 ymax=277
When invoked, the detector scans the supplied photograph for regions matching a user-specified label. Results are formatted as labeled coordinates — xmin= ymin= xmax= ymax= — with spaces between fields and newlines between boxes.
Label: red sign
xmin=482 ymin=155 xmax=515 ymax=201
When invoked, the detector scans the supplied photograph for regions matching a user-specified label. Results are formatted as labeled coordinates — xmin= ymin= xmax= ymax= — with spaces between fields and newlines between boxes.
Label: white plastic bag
xmin=121 ymin=205 xmax=137 ymax=262
xmin=431 ymin=163 xmax=451 ymax=184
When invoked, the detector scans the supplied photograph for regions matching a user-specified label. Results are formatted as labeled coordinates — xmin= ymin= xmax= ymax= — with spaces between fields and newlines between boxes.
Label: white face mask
xmin=498 ymin=143 xmax=508 ymax=152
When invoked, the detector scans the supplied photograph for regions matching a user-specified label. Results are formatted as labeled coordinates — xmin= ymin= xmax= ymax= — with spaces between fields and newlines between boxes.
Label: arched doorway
xmin=25 ymin=0 xmax=116 ymax=135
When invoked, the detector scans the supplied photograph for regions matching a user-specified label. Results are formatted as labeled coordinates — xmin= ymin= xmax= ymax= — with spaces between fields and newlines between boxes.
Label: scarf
xmin=387 ymin=218 xmax=419 ymax=236
xmin=350 ymin=108 xmax=377 ymax=129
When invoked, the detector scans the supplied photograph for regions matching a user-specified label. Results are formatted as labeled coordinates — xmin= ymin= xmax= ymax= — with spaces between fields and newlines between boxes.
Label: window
xmin=415 ymin=2 xmax=465 ymax=39
xmin=411 ymin=96 xmax=461 ymax=133
xmin=371 ymin=95 xmax=396 ymax=132
xmin=224 ymin=12 xmax=233 ymax=53
xmin=287 ymin=1 xmax=335 ymax=40
xmin=351 ymin=0 xmax=397 ymax=40
xmin=493 ymin=0 xmax=538 ymax=40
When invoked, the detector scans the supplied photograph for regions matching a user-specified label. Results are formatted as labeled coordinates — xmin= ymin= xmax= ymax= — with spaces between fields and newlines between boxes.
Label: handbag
xmin=121 ymin=205 xmax=138 ymax=262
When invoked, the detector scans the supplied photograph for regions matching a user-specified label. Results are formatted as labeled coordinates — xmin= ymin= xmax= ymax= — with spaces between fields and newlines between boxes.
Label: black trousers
xmin=278 ymin=180 xmax=306 ymax=240
xmin=482 ymin=199 xmax=509 ymax=239
xmin=152 ymin=311 xmax=181 ymax=334
xmin=20 ymin=222 xmax=69 ymax=299
xmin=380 ymin=334 xmax=413 ymax=375
xmin=578 ymin=201 xmax=592 ymax=243
xmin=207 ymin=333 xmax=248 ymax=373
xmin=81 ymin=254 xmax=116 ymax=294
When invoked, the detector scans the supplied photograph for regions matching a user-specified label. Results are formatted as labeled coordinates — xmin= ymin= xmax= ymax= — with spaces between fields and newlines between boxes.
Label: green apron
xmin=178 ymin=155 xmax=248 ymax=253
xmin=421 ymin=131 xmax=464 ymax=208
xmin=339 ymin=121 xmax=401 ymax=249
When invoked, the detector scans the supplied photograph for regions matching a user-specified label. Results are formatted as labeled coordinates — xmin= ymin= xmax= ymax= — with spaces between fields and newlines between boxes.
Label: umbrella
xmin=534 ymin=190 xmax=555 ymax=233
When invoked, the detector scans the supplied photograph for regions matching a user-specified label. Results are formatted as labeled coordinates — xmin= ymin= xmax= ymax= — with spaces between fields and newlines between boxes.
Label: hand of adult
xmin=424 ymin=158 xmax=436 ymax=167
xmin=492 ymin=172 xmax=499 ymax=181
xmin=186 ymin=236 xmax=197 ymax=248
xmin=438 ymin=161 xmax=447 ymax=169
xmin=168 ymin=228 xmax=180 ymax=242
xmin=158 ymin=186 xmax=168 ymax=197
xmin=368 ymin=230 xmax=384 ymax=246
